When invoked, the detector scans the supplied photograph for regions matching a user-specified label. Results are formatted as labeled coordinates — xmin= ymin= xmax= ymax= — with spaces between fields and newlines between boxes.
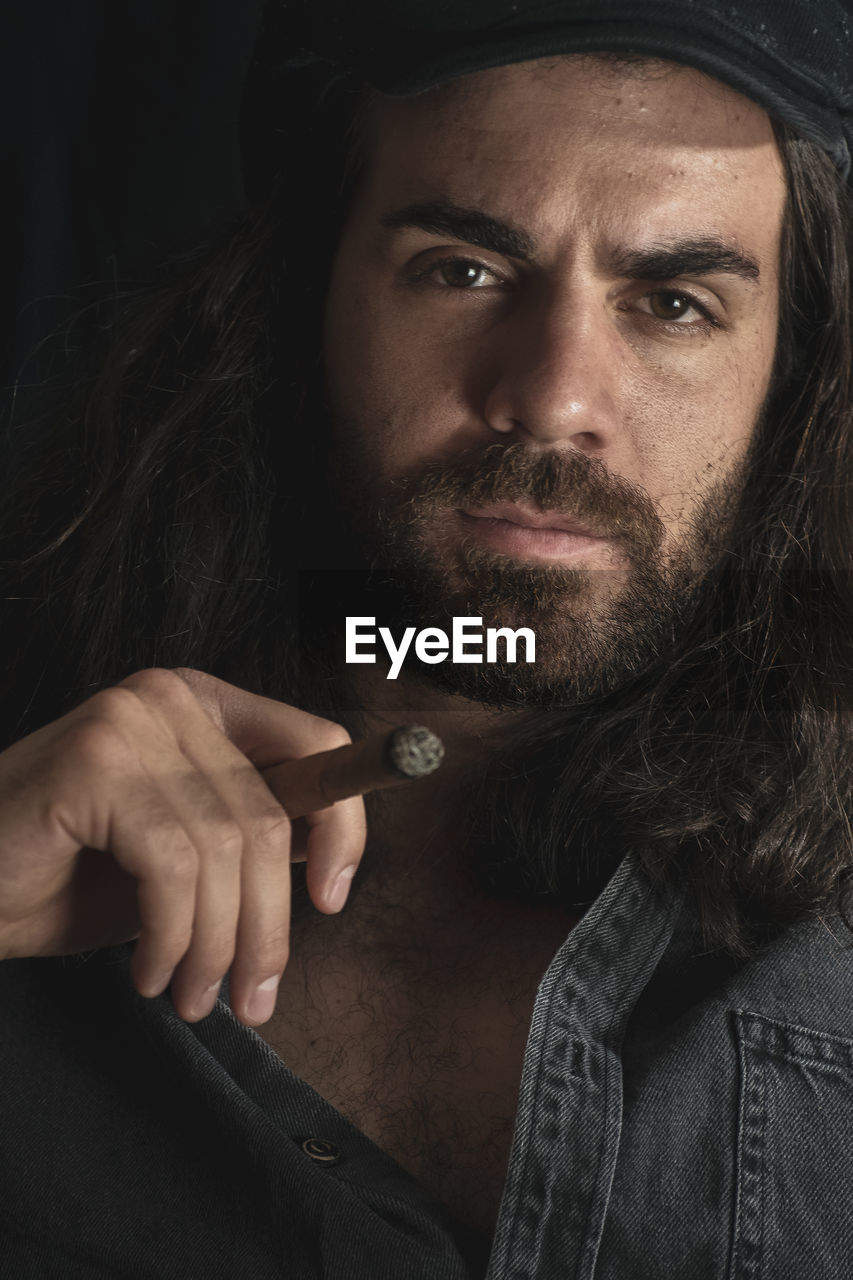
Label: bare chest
xmin=259 ymin=968 xmax=538 ymax=1236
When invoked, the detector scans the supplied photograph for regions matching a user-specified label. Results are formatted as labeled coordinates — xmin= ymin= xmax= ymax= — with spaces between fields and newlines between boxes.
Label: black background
xmin=2 ymin=0 xmax=266 ymax=389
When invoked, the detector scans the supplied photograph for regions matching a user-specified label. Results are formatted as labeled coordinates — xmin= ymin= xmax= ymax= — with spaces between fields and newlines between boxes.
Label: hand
xmin=0 ymin=667 xmax=367 ymax=1025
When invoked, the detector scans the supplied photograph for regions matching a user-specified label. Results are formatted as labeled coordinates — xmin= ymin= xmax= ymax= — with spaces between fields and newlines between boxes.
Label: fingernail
xmin=191 ymin=980 xmax=221 ymax=1020
xmin=327 ymin=865 xmax=357 ymax=913
xmin=247 ymin=975 xmax=280 ymax=1024
xmin=142 ymin=969 xmax=174 ymax=998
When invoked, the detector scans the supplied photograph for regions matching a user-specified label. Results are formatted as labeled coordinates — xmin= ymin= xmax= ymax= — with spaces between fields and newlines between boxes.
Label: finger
xmin=261 ymin=725 xmax=445 ymax=819
xmin=302 ymin=794 xmax=368 ymax=915
xmin=226 ymin=812 xmax=294 ymax=1025
xmin=157 ymin=773 xmax=245 ymax=1021
xmin=263 ymin=727 xmax=443 ymax=917
xmin=105 ymin=780 xmax=201 ymax=1000
xmin=167 ymin=726 xmax=296 ymax=1026
xmin=158 ymin=751 xmax=292 ymax=1024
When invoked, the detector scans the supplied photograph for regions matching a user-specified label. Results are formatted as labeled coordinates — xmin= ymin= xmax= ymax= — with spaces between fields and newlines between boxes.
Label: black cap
xmin=242 ymin=0 xmax=853 ymax=200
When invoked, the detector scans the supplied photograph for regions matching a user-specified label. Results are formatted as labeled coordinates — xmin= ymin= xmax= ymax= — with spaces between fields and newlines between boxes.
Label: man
xmin=0 ymin=2 xmax=852 ymax=1277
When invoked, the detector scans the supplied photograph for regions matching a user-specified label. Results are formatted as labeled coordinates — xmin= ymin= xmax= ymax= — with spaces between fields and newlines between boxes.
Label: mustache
xmin=384 ymin=442 xmax=666 ymax=556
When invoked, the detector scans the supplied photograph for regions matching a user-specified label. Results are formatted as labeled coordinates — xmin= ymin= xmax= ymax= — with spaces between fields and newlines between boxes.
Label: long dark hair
xmin=1 ymin=81 xmax=851 ymax=957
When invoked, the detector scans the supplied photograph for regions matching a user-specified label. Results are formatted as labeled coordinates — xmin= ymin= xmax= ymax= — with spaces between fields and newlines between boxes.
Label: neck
xmin=321 ymin=666 xmax=564 ymax=946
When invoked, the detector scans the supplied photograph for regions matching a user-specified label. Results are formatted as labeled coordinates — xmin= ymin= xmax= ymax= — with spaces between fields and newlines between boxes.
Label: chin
xmin=370 ymin=549 xmax=695 ymax=710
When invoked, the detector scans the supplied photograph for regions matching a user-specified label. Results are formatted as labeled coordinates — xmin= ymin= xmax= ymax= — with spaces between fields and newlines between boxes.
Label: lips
xmin=458 ymin=503 xmax=606 ymax=540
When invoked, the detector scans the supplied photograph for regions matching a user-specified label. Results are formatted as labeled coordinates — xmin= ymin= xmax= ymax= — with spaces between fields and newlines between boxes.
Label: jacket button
xmin=301 ymin=1137 xmax=341 ymax=1165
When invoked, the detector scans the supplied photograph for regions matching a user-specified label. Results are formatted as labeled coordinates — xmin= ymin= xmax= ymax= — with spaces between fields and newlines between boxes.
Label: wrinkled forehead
xmin=357 ymin=55 xmax=780 ymax=176
xmin=348 ymin=56 xmax=786 ymax=258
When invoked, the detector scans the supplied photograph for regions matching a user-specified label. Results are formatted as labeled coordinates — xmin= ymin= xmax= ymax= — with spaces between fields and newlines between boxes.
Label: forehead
xmin=353 ymin=57 xmax=786 ymax=256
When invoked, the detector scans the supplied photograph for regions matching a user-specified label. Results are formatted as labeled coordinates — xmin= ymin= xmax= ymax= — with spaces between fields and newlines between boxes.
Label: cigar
xmin=261 ymin=725 xmax=444 ymax=819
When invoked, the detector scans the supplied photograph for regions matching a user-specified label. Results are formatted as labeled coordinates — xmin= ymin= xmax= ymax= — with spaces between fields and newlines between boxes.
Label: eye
xmin=637 ymin=290 xmax=716 ymax=327
xmin=412 ymin=256 xmax=504 ymax=290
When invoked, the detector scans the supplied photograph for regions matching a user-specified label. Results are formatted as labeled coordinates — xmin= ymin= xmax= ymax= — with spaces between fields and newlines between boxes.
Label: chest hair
xmin=261 ymin=909 xmax=570 ymax=1235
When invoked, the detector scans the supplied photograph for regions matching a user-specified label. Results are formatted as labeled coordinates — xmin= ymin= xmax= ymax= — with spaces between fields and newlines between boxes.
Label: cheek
xmin=324 ymin=278 xmax=403 ymax=473
xmin=622 ymin=319 xmax=776 ymax=520
xmin=324 ymin=274 xmax=388 ymax=417
xmin=324 ymin=272 xmax=471 ymax=479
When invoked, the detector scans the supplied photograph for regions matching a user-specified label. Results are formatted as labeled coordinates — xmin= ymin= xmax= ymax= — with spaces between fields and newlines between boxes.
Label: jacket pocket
xmin=728 ymin=1010 xmax=853 ymax=1280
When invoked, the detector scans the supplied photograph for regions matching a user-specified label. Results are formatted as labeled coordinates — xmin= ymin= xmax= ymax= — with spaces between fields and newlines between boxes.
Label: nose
xmin=481 ymin=286 xmax=621 ymax=453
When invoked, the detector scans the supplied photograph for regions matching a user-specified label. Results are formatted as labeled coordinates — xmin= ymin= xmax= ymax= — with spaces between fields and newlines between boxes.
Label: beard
xmin=332 ymin=435 xmax=745 ymax=710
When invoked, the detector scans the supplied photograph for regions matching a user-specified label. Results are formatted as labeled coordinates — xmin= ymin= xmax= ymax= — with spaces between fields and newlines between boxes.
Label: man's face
xmin=322 ymin=57 xmax=786 ymax=705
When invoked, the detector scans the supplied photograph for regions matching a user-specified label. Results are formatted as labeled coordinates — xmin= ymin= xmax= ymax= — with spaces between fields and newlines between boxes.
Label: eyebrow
xmin=610 ymin=239 xmax=761 ymax=285
xmin=381 ymin=199 xmax=536 ymax=262
xmin=381 ymin=198 xmax=761 ymax=285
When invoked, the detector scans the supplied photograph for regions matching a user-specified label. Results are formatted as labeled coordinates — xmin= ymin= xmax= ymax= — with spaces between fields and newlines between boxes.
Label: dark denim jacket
xmin=2 ymin=853 xmax=852 ymax=1279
